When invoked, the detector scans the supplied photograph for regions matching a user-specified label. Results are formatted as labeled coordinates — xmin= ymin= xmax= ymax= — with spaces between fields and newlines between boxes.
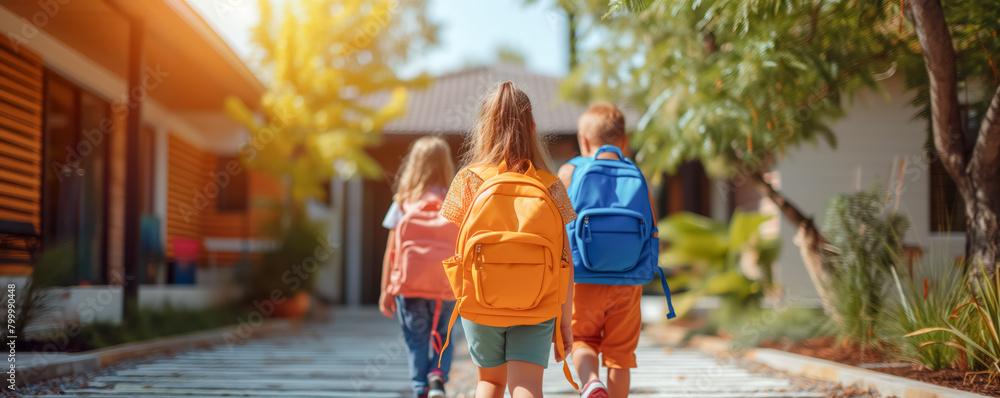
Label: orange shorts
xmin=571 ymin=283 xmax=642 ymax=369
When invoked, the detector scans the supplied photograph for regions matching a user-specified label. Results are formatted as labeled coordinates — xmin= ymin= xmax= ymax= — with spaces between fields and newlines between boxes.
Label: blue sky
xmin=185 ymin=0 xmax=571 ymax=79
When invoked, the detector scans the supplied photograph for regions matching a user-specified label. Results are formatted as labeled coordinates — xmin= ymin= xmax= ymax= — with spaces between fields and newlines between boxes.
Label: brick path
xmin=27 ymin=307 xmax=837 ymax=397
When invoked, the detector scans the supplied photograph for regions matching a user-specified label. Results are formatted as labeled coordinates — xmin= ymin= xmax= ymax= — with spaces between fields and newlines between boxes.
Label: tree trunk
xmin=746 ymin=171 xmax=840 ymax=319
xmin=907 ymin=0 xmax=1000 ymax=276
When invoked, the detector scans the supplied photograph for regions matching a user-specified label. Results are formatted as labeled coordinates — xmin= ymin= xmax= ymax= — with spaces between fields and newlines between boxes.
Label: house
xmin=724 ymin=77 xmax=967 ymax=302
xmin=329 ymin=63 xmax=714 ymax=305
xmin=0 ymin=0 xmax=284 ymax=324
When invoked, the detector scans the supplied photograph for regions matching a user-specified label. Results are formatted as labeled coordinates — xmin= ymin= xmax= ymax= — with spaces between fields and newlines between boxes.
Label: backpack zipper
xmin=474 ymin=244 xmax=483 ymax=270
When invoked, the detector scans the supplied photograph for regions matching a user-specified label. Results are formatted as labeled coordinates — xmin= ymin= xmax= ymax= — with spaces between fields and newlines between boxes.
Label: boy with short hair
xmin=559 ymin=103 xmax=660 ymax=398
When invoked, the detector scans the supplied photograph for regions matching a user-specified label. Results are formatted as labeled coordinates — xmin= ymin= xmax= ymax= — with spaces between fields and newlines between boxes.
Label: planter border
xmin=675 ymin=329 xmax=992 ymax=398
xmin=17 ymin=319 xmax=299 ymax=387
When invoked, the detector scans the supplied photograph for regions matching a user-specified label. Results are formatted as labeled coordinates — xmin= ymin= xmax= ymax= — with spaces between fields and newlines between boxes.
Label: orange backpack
xmin=439 ymin=163 xmax=578 ymax=390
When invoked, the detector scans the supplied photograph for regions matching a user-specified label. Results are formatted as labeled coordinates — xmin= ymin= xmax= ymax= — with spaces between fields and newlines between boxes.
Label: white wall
xmin=770 ymin=78 xmax=964 ymax=302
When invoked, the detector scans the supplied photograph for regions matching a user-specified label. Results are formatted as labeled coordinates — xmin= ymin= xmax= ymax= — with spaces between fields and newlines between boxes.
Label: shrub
xmin=907 ymin=263 xmax=1000 ymax=382
xmin=657 ymin=211 xmax=779 ymax=318
xmin=822 ymin=185 xmax=909 ymax=347
xmin=881 ymin=262 xmax=969 ymax=370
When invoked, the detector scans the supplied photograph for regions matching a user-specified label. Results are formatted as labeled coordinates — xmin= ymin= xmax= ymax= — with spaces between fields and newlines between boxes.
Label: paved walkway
xmin=28 ymin=308 xmax=829 ymax=397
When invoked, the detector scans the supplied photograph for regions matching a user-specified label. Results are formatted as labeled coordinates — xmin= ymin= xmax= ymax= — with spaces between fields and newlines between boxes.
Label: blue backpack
xmin=566 ymin=145 xmax=675 ymax=318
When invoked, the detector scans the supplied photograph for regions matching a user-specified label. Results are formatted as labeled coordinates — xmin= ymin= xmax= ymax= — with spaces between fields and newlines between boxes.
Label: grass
xmin=907 ymin=263 xmax=1000 ymax=383
xmin=881 ymin=262 xmax=969 ymax=370
xmin=33 ymin=304 xmax=243 ymax=351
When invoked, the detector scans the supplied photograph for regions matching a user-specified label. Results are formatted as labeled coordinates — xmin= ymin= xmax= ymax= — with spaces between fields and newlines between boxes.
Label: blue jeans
xmin=394 ymin=296 xmax=457 ymax=394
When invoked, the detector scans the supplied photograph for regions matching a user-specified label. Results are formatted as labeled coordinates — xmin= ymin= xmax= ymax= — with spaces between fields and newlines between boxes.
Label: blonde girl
xmin=440 ymin=81 xmax=576 ymax=398
xmin=380 ymin=136 xmax=458 ymax=398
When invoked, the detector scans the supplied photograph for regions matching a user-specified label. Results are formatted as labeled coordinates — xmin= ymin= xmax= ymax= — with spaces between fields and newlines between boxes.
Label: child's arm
xmin=378 ymin=229 xmax=396 ymax=318
xmin=556 ymin=232 xmax=574 ymax=362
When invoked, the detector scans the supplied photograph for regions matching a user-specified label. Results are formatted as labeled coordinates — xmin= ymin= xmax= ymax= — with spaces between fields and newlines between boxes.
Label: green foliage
xmin=882 ymin=262 xmax=969 ymax=370
xmin=658 ymin=211 xmax=780 ymax=318
xmin=227 ymin=0 xmax=437 ymax=204
xmin=565 ymin=0 xmax=900 ymax=176
xmin=823 ymin=185 xmax=910 ymax=347
xmin=727 ymin=306 xmax=830 ymax=348
xmin=907 ymin=263 xmax=1000 ymax=381
xmin=2 ymin=244 xmax=74 ymax=340
xmin=249 ymin=210 xmax=329 ymax=300
xmin=76 ymin=305 xmax=239 ymax=350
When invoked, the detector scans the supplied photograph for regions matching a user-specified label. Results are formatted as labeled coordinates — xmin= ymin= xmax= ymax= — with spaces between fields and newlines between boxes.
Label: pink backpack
xmin=386 ymin=191 xmax=458 ymax=301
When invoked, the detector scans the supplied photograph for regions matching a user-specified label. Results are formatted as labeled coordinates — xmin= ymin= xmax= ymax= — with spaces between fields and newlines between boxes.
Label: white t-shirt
xmin=381 ymin=202 xmax=404 ymax=230
xmin=381 ymin=187 xmax=448 ymax=230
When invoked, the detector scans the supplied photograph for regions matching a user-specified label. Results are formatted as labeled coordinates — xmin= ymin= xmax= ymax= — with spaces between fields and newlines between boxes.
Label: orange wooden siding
xmin=201 ymin=152 xmax=280 ymax=266
xmin=0 ymin=42 xmax=43 ymax=271
xmin=166 ymin=134 xmax=207 ymax=261
xmin=166 ymin=143 xmax=281 ymax=267
xmin=0 ymin=43 xmax=43 ymax=232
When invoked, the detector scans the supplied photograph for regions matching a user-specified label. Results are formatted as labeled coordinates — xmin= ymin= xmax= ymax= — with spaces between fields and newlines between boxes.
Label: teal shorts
xmin=461 ymin=318 xmax=555 ymax=369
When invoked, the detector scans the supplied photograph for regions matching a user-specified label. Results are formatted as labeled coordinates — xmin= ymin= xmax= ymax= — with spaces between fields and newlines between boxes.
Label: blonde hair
xmin=394 ymin=136 xmax=456 ymax=203
xmin=578 ymin=102 xmax=626 ymax=146
xmin=462 ymin=81 xmax=553 ymax=173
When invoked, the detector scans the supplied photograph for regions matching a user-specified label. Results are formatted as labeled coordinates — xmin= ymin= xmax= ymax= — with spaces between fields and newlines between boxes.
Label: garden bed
xmin=760 ymin=336 xmax=1000 ymax=397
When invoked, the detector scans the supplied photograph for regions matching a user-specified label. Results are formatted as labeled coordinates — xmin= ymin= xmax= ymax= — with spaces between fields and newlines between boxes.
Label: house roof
xmin=0 ymin=0 xmax=263 ymax=111
xmin=384 ymin=63 xmax=632 ymax=136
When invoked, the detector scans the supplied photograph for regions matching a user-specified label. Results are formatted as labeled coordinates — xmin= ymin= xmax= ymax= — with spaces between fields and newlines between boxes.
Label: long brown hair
xmin=462 ymin=81 xmax=553 ymax=173
xmin=393 ymin=136 xmax=456 ymax=203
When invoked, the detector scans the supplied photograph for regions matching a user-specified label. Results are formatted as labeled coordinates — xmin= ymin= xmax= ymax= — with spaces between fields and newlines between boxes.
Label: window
xmin=215 ymin=155 xmax=247 ymax=212
xmin=929 ymin=105 xmax=979 ymax=233
xmin=930 ymin=158 xmax=965 ymax=232
xmin=42 ymin=71 xmax=111 ymax=284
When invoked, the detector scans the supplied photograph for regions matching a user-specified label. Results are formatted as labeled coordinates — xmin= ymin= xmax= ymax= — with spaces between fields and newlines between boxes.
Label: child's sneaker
xmin=580 ymin=380 xmax=609 ymax=398
xmin=427 ymin=369 xmax=446 ymax=398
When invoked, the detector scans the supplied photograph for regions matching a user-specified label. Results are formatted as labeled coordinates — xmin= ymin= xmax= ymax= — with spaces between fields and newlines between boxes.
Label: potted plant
xmin=249 ymin=212 xmax=330 ymax=320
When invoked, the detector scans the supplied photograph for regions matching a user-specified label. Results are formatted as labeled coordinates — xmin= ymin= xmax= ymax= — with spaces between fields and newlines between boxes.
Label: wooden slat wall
xmin=0 ymin=43 xmax=43 ymax=232
xmin=0 ymin=43 xmax=43 ymax=271
xmin=166 ymin=134 xmax=206 ymax=262
xmin=201 ymin=152 xmax=280 ymax=266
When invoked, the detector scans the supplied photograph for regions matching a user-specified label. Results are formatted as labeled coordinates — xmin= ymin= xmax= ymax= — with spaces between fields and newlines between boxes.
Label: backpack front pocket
xmin=575 ymin=208 xmax=648 ymax=273
xmin=470 ymin=236 xmax=551 ymax=310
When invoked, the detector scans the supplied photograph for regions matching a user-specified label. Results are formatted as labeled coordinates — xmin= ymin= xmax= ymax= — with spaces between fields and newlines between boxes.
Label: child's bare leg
xmin=476 ymin=364 xmax=506 ymax=398
xmin=506 ymin=360 xmax=544 ymax=398
xmin=572 ymin=345 xmax=601 ymax=384
xmin=607 ymin=368 xmax=630 ymax=397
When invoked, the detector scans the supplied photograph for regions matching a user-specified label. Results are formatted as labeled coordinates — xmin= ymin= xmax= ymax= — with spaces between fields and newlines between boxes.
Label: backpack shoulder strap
xmin=535 ymin=169 xmax=560 ymax=190
xmin=467 ymin=165 xmax=497 ymax=181
xmin=566 ymin=156 xmax=588 ymax=168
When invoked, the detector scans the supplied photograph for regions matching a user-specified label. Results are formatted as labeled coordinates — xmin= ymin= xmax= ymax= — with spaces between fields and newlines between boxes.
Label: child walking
xmin=379 ymin=136 xmax=460 ymax=398
xmin=438 ymin=81 xmax=578 ymax=398
xmin=558 ymin=103 xmax=675 ymax=398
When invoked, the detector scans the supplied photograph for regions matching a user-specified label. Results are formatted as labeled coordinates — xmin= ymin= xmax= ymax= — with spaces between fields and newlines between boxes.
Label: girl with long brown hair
xmin=440 ymin=81 xmax=577 ymax=398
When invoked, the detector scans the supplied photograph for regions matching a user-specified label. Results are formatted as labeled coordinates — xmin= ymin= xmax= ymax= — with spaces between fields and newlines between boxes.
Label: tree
xmin=565 ymin=0 xmax=901 ymax=314
xmin=903 ymin=1 xmax=1000 ymax=277
xmin=496 ymin=46 xmax=528 ymax=67
xmin=524 ymin=0 xmax=609 ymax=69
xmin=226 ymin=0 xmax=436 ymax=205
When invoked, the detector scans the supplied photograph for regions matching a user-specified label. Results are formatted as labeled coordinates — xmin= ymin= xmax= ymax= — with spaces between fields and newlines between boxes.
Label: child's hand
xmin=554 ymin=321 xmax=573 ymax=362
xmin=378 ymin=293 xmax=396 ymax=318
